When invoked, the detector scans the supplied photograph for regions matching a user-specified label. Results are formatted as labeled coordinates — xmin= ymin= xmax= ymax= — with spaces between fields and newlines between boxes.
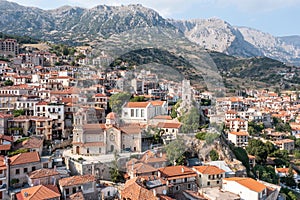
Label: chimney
xmin=54 ymin=165 xmax=56 ymax=171
xmin=160 ymin=152 xmax=163 ymax=158
xmin=24 ymin=192 xmax=28 ymax=197
xmin=181 ymin=167 xmax=185 ymax=173
xmin=153 ymin=189 xmax=157 ymax=197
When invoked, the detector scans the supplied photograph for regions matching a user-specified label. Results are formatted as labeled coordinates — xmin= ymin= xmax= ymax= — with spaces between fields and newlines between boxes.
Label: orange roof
xmin=121 ymin=176 xmax=162 ymax=200
xmin=28 ymin=168 xmax=59 ymax=179
xmin=0 ymin=144 xmax=11 ymax=151
xmin=16 ymin=185 xmax=61 ymax=200
xmin=229 ymin=131 xmax=248 ymax=136
xmin=223 ymin=177 xmax=266 ymax=192
xmin=193 ymin=165 xmax=225 ymax=175
xmin=157 ymin=122 xmax=181 ymax=129
xmin=125 ymin=102 xmax=150 ymax=108
xmin=275 ymin=168 xmax=297 ymax=175
xmin=59 ymin=175 xmax=96 ymax=187
xmin=151 ymin=101 xmax=166 ymax=106
xmin=9 ymin=152 xmax=40 ymax=166
xmin=159 ymin=166 xmax=196 ymax=179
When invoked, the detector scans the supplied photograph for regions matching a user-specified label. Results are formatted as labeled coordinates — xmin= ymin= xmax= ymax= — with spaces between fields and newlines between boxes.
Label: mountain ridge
xmin=0 ymin=0 xmax=300 ymax=65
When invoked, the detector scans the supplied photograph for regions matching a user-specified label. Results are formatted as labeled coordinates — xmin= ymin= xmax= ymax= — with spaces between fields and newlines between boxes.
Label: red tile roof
xmin=59 ymin=175 xmax=96 ymax=187
xmin=9 ymin=152 xmax=40 ymax=166
xmin=125 ymin=102 xmax=150 ymax=108
xmin=223 ymin=177 xmax=266 ymax=193
xmin=193 ymin=165 xmax=225 ymax=175
xmin=16 ymin=185 xmax=61 ymax=200
xmin=157 ymin=122 xmax=181 ymax=129
xmin=28 ymin=168 xmax=59 ymax=179
xmin=159 ymin=166 xmax=196 ymax=180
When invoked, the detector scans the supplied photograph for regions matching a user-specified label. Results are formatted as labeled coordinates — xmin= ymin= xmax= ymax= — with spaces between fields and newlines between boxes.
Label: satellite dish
xmin=163 ymin=190 xmax=167 ymax=195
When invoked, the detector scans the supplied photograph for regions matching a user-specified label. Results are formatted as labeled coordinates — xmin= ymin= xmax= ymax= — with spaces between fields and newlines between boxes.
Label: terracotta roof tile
xmin=193 ymin=165 xmax=225 ymax=175
xmin=28 ymin=168 xmax=59 ymax=179
xmin=9 ymin=152 xmax=40 ymax=166
xmin=67 ymin=191 xmax=84 ymax=200
xmin=229 ymin=131 xmax=249 ymax=136
xmin=59 ymin=175 xmax=96 ymax=187
xmin=125 ymin=102 xmax=150 ymax=108
xmin=16 ymin=185 xmax=61 ymax=200
xmin=157 ymin=122 xmax=181 ymax=129
xmin=223 ymin=177 xmax=266 ymax=192
xmin=159 ymin=166 xmax=196 ymax=179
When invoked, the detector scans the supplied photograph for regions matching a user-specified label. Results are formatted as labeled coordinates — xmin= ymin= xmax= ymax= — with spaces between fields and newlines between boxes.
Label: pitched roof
xmin=157 ymin=122 xmax=181 ymax=129
xmin=275 ymin=168 xmax=297 ymax=175
xmin=129 ymin=163 xmax=157 ymax=174
xmin=67 ymin=191 xmax=85 ymax=200
xmin=121 ymin=177 xmax=159 ymax=200
xmin=159 ymin=166 xmax=196 ymax=180
xmin=223 ymin=177 xmax=266 ymax=193
xmin=9 ymin=152 xmax=40 ymax=166
xmin=193 ymin=165 xmax=225 ymax=175
xmin=59 ymin=175 xmax=96 ymax=187
xmin=120 ymin=124 xmax=141 ymax=134
xmin=229 ymin=131 xmax=249 ymax=136
xmin=28 ymin=168 xmax=59 ymax=179
xmin=125 ymin=102 xmax=150 ymax=108
xmin=15 ymin=137 xmax=43 ymax=149
xmin=16 ymin=185 xmax=61 ymax=200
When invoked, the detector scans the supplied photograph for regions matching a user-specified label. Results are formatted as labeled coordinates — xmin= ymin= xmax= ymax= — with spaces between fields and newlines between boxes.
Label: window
xmin=187 ymin=184 xmax=191 ymax=189
xmin=131 ymin=109 xmax=134 ymax=117
xmin=217 ymin=181 xmax=220 ymax=184
xmin=24 ymin=168 xmax=28 ymax=173
xmin=32 ymin=166 xmax=36 ymax=171
xmin=108 ymin=191 xmax=111 ymax=196
xmin=16 ymin=169 xmax=20 ymax=174
xmin=66 ymin=188 xmax=69 ymax=195
xmin=141 ymin=109 xmax=145 ymax=117
xmin=184 ymin=178 xmax=187 ymax=182
xmin=207 ymin=182 xmax=210 ymax=186
xmin=87 ymin=148 xmax=89 ymax=154
xmin=175 ymin=185 xmax=180 ymax=191
xmin=73 ymin=187 xmax=76 ymax=193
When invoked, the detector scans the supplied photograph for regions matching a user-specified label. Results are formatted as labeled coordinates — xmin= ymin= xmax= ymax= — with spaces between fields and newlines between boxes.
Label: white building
xmin=228 ymin=131 xmax=249 ymax=147
xmin=222 ymin=177 xmax=267 ymax=200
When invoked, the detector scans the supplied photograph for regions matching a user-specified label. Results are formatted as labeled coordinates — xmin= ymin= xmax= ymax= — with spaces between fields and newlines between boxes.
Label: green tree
xmin=4 ymin=80 xmax=13 ymax=86
xmin=109 ymin=92 xmax=131 ymax=115
xmin=109 ymin=151 xmax=123 ymax=183
xmin=253 ymin=165 xmax=278 ymax=184
xmin=62 ymin=46 xmax=69 ymax=56
xmin=165 ymin=138 xmax=186 ymax=166
xmin=13 ymin=109 xmax=25 ymax=117
xmin=284 ymin=166 xmax=296 ymax=187
xmin=181 ymin=107 xmax=200 ymax=133
xmin=210 ymin=149 xmax=219 ymax=161
xmin=246 ymin=139 xmax=268 ymax=164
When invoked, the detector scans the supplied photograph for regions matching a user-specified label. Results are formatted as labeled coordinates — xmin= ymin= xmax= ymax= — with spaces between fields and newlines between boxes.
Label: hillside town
xmin=0 ymin=37 xmax=299 ymax=200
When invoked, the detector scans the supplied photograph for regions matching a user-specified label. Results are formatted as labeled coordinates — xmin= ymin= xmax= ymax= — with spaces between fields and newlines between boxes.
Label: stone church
xmin=72 ymin=109 xmax=143 ymax=156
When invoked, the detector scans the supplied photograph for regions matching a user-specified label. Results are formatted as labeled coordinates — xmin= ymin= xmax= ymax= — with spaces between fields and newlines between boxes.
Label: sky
xmin=7 ymin=0 xmax=300 ymax=36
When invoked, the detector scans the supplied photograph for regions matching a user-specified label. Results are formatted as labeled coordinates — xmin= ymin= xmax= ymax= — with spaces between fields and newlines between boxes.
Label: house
xmin=222 ymin=177 xmax=267 ymax=200
xmin=229 ymin=118 xmax=248 ymax=132
xmin=16 ymin=185 xmax=61 ymax=200
xmin=0 ymin=113 xmax=13 ymax=134
xmin=27 ymin=168 xmax=61 ymax=186
xmin=0 ymin=134 xmax=13 ymax=155
xmin=8 ymin=152 xmax=42 ymax=188
xmin=121 ymin=175 xmax=168 ymax=200
xmin=193 ymin=165 xmax=225 ymax=188
xmin=228 ymin=131 xmax=249 ymax=147
xmin=122 ymin=101 xmax=168 ymax=123
xmin=126 ymin=162 xmax=157 ymax=179
xmin=158 ymin=166 xmax=197 ymax=197
xmin=59 ymin=174 xmax=98 ymax=200
xmin=13 ymin=136 xmax=43 ymax=156
xmin=273 ymin=139 xmax=295 ymax=152
xmin=0 ymin=156 xmax=8 ymax=200
xmin=275 ymin=167 xmax=300 ymax=183
xmin=157 ymin=122 xmax=182 ymax=143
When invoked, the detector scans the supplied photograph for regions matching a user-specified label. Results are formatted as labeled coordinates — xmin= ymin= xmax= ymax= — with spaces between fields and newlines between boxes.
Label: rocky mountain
xmin=0 ymin=0 xmax=174 ymax=43
xmin=0 ymin=0 xmax=300 ymax=68
xmin=169 ymin=18 xmax=300 ymax=65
